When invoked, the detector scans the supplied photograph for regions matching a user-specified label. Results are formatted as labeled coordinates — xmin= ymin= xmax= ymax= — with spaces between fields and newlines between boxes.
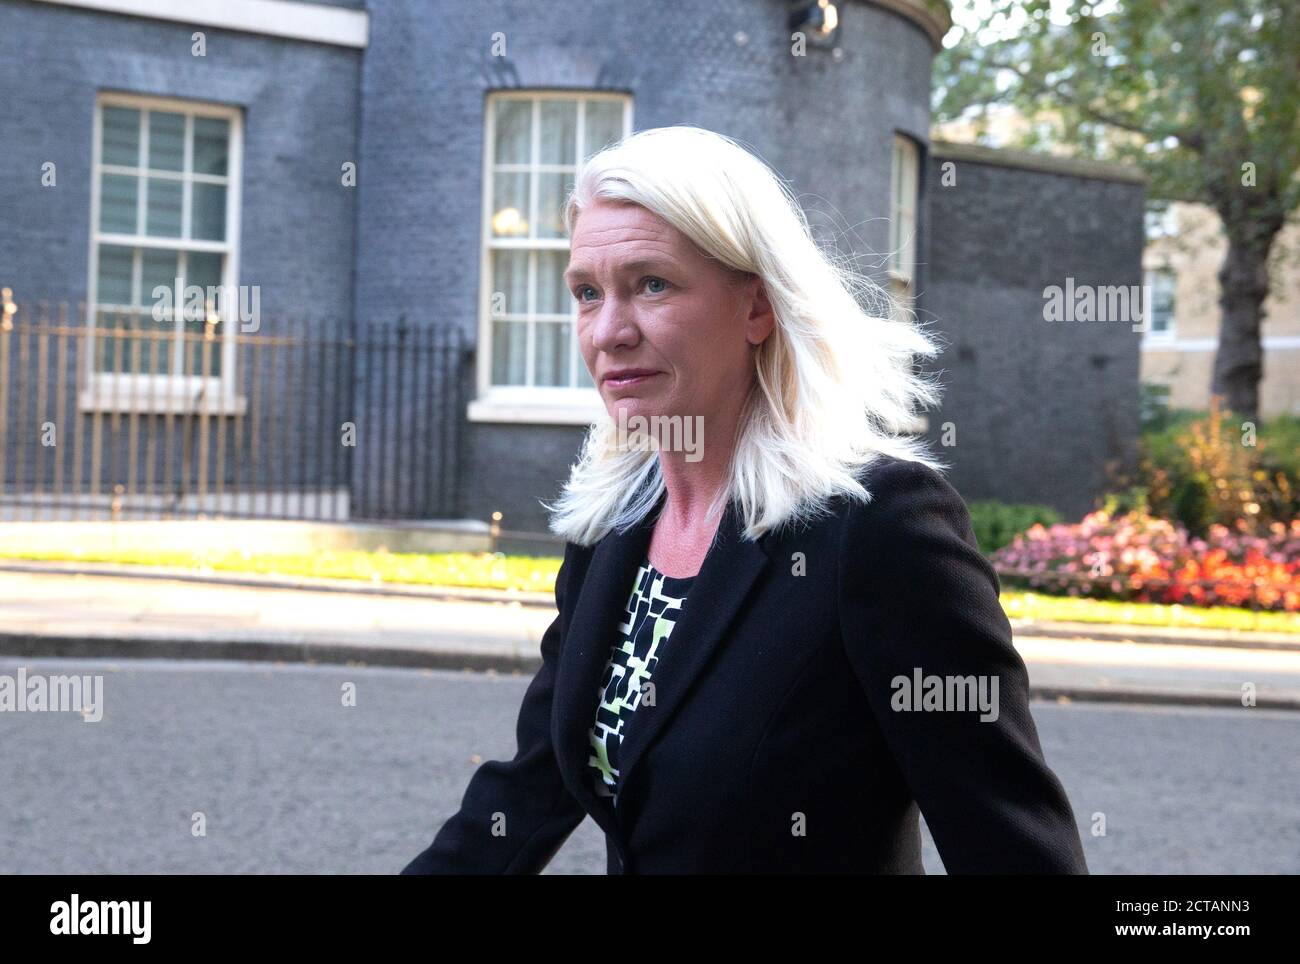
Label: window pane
xmin=536 ymin=250 xmax=570 ymax=315
xmin=188 ymin=251 xmax=225 ymax=359
xmin=895 ymin=207 xmax=915 ymax=279
xmin=892 ymin=142 xmax=905 ymax=208
xmin=491 ymin=249 xmax=529 ymax=317
xmin=901 ymin=157 xmax=916 ymax=213
xmin=146 ymin=177 xmax=183 ymax=237
xmin=141 ymin=248 xmax=180 ymax=312
xmin=1150 ymin=272 xmax=1175 ymax=331
xmin=890 ymin=137 xmax=917 ymax=280
xmin=96 ymin=245 xmax=134 ymax=305
xmin=583 ymin=100 xmax=624 ymax=158
xmin=133 ymin=312 xmax=174 ymax=374
xmin=93 ymin=307 xmax=129 ymax=372
xmin=182 ymin=252 xmax=225 ymax=376
xmin=94 ymin=309 xmax=167 ymax=374
xmin=137 ymin=317 xmax=175 ymax=376
xmin=192 ymin=117 xmax=230 ymax=176
xmin=536 ymin=172 xmax=572 ymax=239
xmin=100 ymin=174 xmax=139 ymax=234
xmin=183 ymin=313 xmax=222 ymax=376
xmin=539 ymin=100 xmax=577 ymax=165
xmin=890 ymin=277 xmax=913 ymax=323
xmin=131 ymin=312 xmax=173 ymax=375
xmin=576 ymin=349 xmax=595 ymax=388
xmin=494 ymin=100 xmax=531 ymax=165
xmin=188 ymin=251 xmax=223 ymax=294
xmin=491 ymin=172 xmax=530 ymax=237
xmin=148 ymin=112 xmax=185 ymax=172
xmin=890 ymin=153 xmax=903 ymax=254
xmin=534 ymin=321 xmax=570 ymax=387
xmin=491 ymin=321 xmax=527 ymax=385
xmin=102 ymin=107 xmax=140 ymax=166
xmin=192 ymin=182 xmax=227 ymax=241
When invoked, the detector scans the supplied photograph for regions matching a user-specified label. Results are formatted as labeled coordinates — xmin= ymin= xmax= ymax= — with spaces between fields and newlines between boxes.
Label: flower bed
xmin=990 ymin=510 xmax=1300 ymax=612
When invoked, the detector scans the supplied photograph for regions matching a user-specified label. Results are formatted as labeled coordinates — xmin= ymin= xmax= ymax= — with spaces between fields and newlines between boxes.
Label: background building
xmin=1142 ymin=202 xmax=1300 ymax=417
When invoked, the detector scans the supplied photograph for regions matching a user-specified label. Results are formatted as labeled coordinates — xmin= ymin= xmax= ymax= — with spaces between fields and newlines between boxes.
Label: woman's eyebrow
xmin=565 ymin=258 xmax=676 ymax=286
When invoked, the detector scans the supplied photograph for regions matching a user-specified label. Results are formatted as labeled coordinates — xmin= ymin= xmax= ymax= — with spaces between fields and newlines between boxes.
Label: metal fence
xmin=0 ymin=292 xmax=464 ymax=522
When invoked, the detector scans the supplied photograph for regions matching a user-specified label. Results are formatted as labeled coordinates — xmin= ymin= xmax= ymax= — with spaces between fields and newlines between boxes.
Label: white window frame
xmin=469 ymin=91 xmax=633 ymax=425
xmin=1144 ymin=203 xmax=1179 ymax=242
xmin=83 ymin=91 xmax=245 ymax=414
xmin=888 ymin=133 xmax=920 ymax=323
xmin=1142 ymin=266 xmax=1177 ymax=346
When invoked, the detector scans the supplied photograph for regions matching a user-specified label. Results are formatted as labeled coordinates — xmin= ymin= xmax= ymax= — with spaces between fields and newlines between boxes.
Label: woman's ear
xmin=745 ymin=277 xmax=775 ymax=347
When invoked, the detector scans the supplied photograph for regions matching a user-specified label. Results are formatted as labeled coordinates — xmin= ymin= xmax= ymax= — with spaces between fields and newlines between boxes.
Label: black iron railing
xmin=0 ymin=292 xmax=464 ymax=522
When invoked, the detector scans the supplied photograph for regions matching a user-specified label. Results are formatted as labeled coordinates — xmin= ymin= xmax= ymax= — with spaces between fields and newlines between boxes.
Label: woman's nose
xmin=590 ymin=298 xmax=639 ymax=352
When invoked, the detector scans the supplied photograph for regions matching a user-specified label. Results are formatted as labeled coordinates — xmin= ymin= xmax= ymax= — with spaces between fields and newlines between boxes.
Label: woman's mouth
xmin=604 ymin=371 xmax=661 ymax=388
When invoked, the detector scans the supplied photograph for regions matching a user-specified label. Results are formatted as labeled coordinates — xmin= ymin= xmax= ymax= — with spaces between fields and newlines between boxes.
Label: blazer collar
xmin=553 ymin=486 xmax=776 ymax=830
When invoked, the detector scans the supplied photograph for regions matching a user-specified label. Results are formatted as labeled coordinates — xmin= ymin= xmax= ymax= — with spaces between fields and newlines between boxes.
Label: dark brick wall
xmin=921 ymin=149 xmax=1146 ymax=520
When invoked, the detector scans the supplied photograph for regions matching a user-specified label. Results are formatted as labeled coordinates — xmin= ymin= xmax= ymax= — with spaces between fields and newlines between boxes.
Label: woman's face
xmin=565 ymin=198 xmax=773 ymax=432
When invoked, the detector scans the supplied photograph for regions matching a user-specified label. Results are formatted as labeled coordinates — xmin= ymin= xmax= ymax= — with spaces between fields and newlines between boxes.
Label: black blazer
xmin=401 ymin=454 xmax=1089 ymax=874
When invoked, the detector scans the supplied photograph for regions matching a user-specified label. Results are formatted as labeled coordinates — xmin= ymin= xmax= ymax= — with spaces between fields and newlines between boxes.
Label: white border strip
xmin=1144 ymin=335 xmax=1300 ymax=353
xmin=32 ymin=0 xmax=369 ymax=48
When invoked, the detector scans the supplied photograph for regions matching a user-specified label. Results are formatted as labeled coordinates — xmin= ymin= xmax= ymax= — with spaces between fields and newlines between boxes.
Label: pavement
xmin=1 ymin=562 xmax=1298 ymax=710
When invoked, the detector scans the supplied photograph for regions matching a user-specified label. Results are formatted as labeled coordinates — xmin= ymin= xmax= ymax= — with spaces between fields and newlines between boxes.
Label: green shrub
xmin=1110 ymin=398 xmax=1300 ymax=537
xmin=1139 ymin=381 xmax=1174 ymax=432
xmin=967 ymin=500 xmax=1062 ymax=554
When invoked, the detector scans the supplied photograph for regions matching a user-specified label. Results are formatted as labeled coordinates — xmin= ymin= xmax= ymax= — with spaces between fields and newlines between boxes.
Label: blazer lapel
xmin=553 ymin=486 xmax=775 ymax=828
xmin=552 ymin=491 xmax=660 ymax=832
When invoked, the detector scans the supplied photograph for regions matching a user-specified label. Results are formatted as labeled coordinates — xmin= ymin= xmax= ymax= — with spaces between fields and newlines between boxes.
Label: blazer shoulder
xmin=839 ymin=454 xmax=980 ymax=550
xmin=557 ymin=538 xmax=597 ymax=583
xmin=850 ymin=454 xmax=960 ymax=519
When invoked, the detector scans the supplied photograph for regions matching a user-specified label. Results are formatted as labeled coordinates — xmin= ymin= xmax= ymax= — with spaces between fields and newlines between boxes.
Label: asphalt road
xmin=1 ymin=656 xmax=1295 ymax=874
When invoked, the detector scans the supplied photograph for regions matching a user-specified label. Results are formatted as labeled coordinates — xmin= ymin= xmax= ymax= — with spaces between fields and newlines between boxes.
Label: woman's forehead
xmin=571 ymin=198 xmax=671 ymax=238
xmin=568 ymin=206 xmax=689 ymax=268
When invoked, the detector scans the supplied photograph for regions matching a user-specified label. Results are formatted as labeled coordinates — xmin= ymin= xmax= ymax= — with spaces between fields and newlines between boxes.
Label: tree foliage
xmin=935 ymin=1 xmax=1300 ymax=416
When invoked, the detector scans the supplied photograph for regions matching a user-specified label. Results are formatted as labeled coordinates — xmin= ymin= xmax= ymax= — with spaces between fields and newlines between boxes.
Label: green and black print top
xmin=587 ymin=556 xmax=696 ymax=805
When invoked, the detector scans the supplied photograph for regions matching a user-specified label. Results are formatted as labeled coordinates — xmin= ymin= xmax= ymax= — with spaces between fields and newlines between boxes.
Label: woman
xmin=402 ymin=126 xmax=1088 ymax=874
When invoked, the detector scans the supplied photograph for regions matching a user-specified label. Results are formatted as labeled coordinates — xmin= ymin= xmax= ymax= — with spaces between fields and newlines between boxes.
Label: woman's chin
xmin=605 ymin=397 xmax=660 ymax=425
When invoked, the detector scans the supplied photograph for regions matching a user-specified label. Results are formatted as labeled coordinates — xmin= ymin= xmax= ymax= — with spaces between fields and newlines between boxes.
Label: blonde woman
xmin=402 ymin=126 xmax=1088 ymax=875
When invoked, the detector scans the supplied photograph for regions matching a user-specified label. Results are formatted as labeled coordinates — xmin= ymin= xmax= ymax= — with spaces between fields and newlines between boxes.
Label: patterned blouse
xmin=587 ymin=555 xmax=696 ymax=805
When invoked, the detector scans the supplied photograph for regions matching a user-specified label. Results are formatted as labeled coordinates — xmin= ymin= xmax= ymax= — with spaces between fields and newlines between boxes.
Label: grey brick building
xmin=0 ymin=0 xmax=1144 ymax=542
xmin=924 ymin=141 xmax=1147 ymax=520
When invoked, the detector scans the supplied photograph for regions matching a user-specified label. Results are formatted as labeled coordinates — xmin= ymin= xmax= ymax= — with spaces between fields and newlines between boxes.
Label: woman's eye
xmin=643 ymin=277 xmax=668 ymax=294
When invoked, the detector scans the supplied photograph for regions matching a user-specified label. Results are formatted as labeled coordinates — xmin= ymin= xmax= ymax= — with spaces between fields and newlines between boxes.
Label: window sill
xmin=467 ymin=396 xmax=605 ymax=426
xmin=77 ymin=390 xmax=249 ymax=416
xmin=1140 ymin=331 xmax=1177 ymax=348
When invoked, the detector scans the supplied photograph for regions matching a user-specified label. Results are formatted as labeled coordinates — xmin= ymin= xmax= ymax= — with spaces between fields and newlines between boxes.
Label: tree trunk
xmin=1211 ymin=229 xmax=1272 ymax=420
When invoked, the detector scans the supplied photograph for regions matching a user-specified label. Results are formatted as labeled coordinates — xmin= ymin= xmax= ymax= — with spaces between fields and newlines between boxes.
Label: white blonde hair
xmin=542 ymin=125 xmax=948 ymax=546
